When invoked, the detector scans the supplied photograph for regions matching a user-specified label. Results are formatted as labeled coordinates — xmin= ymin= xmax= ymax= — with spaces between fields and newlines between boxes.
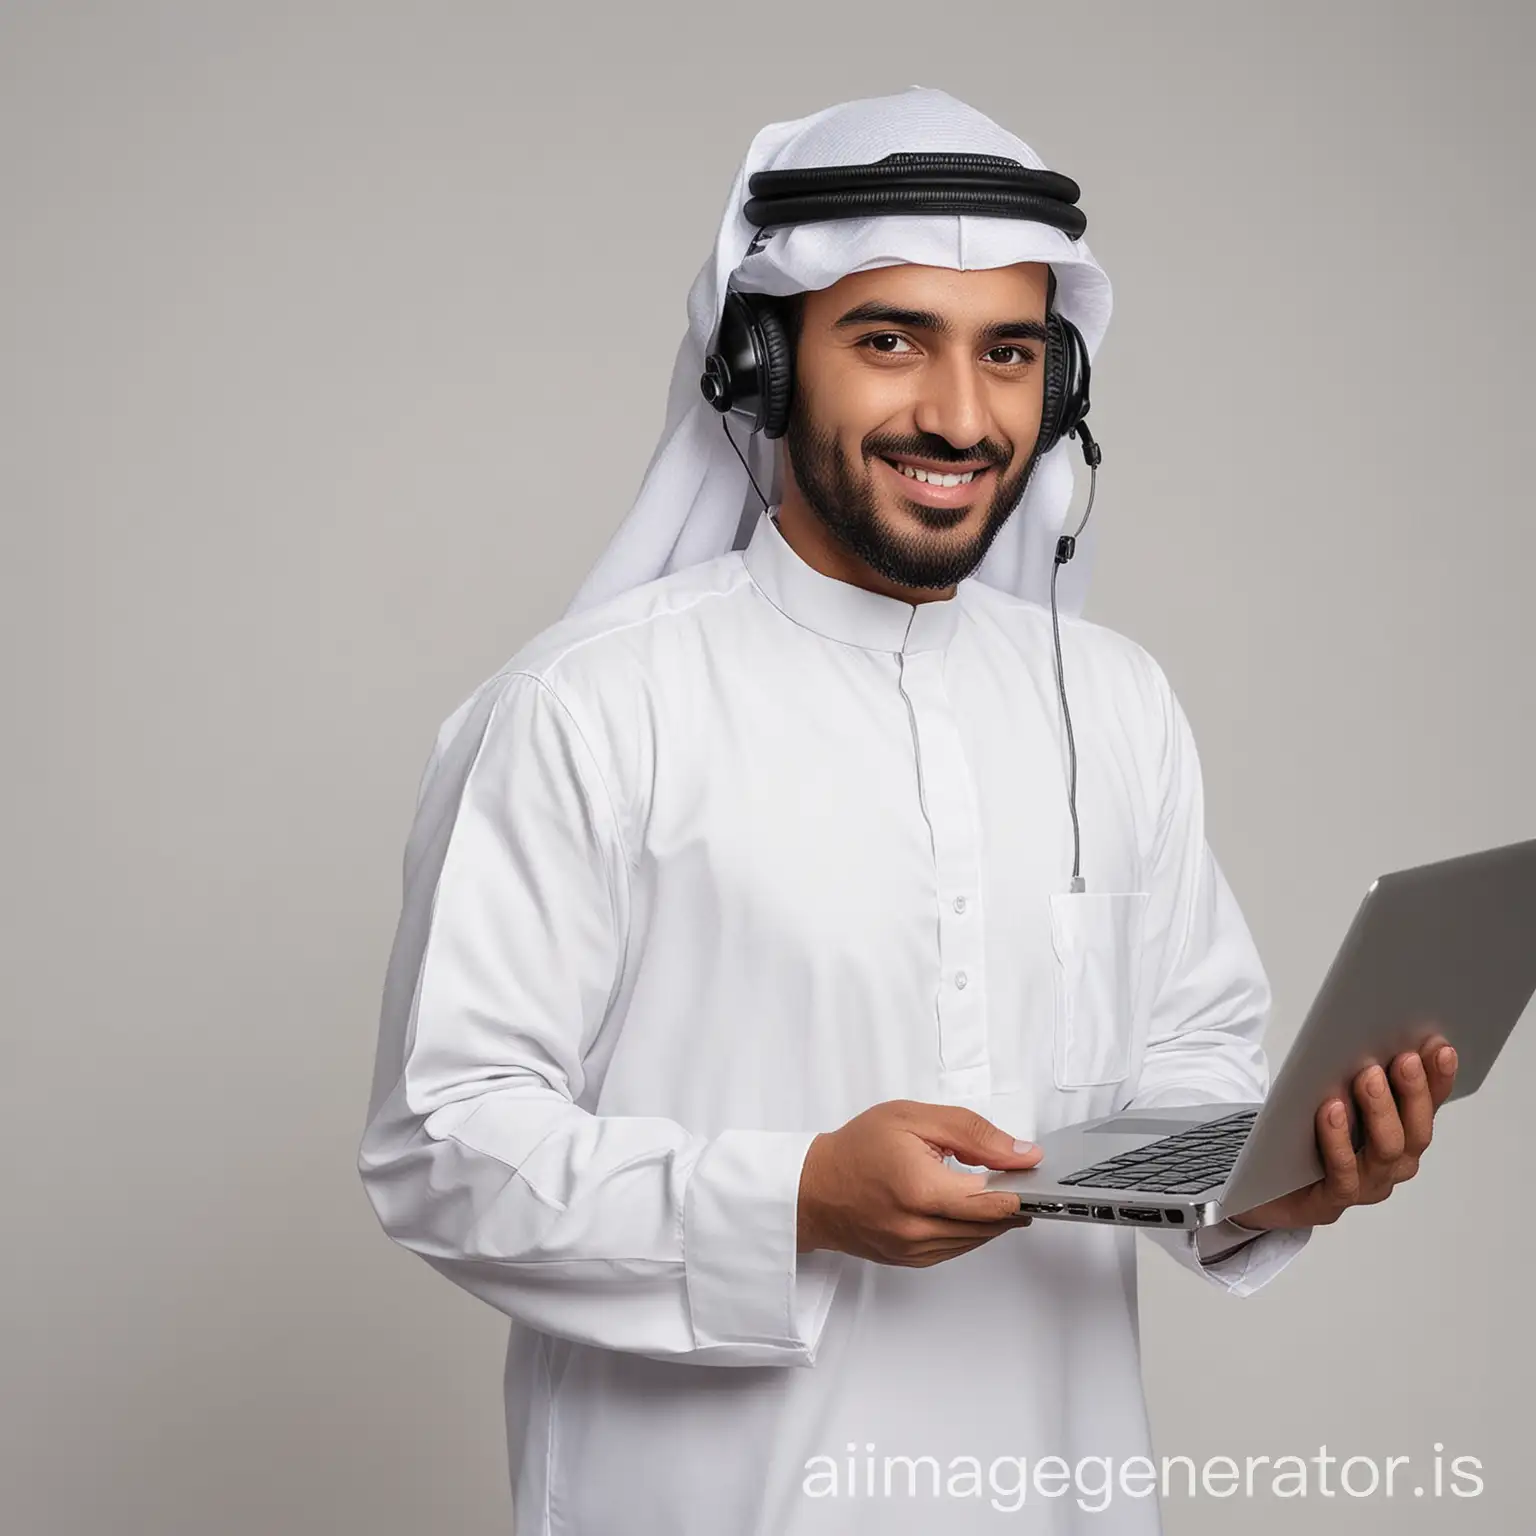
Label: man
xmin=359 ymin=88 xmax=1457 ymax=1534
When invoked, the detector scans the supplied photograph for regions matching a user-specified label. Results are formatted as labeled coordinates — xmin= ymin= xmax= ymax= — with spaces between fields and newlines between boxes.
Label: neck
xmin=772 ymin=486 xmax=958 ymax=605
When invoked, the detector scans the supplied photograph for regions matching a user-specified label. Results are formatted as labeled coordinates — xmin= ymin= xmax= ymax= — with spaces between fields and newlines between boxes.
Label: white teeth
xmin=890 ymin=460 xmax=978 ymax=486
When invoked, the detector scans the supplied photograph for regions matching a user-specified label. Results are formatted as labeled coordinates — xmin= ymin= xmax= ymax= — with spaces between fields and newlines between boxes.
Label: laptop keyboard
xmin=1057 ymin=1109 xmax=1258 ymax=1194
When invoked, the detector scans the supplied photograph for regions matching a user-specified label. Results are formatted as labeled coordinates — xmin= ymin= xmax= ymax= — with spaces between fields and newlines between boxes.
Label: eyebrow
xmin=832 ymin=300 xmax=1049 ymax=347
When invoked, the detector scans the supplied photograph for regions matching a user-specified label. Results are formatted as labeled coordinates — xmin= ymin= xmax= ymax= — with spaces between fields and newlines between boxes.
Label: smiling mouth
xmin=876 ymin=456 xmax=996 ymax=513
xmin=879 ymin=456 xmax=992 ymax=487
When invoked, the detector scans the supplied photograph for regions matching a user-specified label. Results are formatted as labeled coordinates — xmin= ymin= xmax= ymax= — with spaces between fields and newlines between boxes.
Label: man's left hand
xmin=1227 ymin=1035 xmax=1458 ymax=1232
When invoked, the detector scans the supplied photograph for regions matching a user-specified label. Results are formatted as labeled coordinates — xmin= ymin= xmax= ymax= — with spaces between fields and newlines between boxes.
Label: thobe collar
xmin=743 ymin=508 xmax=963 ymax=655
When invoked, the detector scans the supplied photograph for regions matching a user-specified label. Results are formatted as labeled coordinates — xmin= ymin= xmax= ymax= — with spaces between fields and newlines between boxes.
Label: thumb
xmin=913 ymin=1104 xmax=1043 ymax=1170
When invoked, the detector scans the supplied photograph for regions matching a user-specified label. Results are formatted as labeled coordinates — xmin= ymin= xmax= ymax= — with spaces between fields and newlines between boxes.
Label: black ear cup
xmin=1038 ymin=310 xmax=1091 ymax=459
xmin=752 ymin=298 xmax=794 ymax=440
xmin=1039 ymin=312 xmax=1068 ymax=458
xmin=699 ymin=290 xmax=795 ymax=439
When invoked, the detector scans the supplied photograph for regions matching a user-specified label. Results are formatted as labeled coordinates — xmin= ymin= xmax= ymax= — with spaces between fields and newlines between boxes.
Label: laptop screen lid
xmin=1219 ymin=837 xmax=1536 ymax=1217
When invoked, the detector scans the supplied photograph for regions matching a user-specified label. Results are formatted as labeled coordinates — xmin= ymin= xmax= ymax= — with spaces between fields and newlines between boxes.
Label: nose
xmin=913 ymin=348 xmax=991 ymax=454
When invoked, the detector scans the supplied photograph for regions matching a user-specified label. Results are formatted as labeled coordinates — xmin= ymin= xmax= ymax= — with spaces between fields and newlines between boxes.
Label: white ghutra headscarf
xmin=564 ymin=86 xmax=1114 ymax=620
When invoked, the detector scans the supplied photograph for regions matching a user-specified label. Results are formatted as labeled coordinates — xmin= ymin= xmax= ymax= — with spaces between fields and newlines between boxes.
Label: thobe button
xmin=955 ymin=971 xmax=968 ymax=990
xmin=953 ymin=894 xmax=967 ymax=914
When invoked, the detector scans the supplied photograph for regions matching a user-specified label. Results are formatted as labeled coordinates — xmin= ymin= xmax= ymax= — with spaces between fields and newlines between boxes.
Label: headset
xmin=697 ymin=152 xmax=1105 ymax=892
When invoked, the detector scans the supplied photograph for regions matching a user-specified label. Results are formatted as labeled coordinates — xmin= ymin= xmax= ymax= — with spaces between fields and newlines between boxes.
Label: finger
xmin=1421 ymin=1037 xmax=1458 ymax=1111
xmin=912 ymin=1212 xmax=1036 ymax=1250
xmin=924 ymin=1182 xmax=1041 ymax=1225
xmin=886 ymin=1214 xmax=1031 ymax=1259
xmin=1353 ymin=1063 xmax=1406 ymax=1168
xmin=904 ymin=1238 xmax=1000 ymax=1267
xmin=1316 ymin=1098 xmax=1361 ymax=1212
xmin=910 ymin=1158 xmax=1045 ymax=1224
xmin=1389 ymin=1049 xmax=1434 ymax=1159
xmin=904 ymin=1103 xmax=1044 ymax=1172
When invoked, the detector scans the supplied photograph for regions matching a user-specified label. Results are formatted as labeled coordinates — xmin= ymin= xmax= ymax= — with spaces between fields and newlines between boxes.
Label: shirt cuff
xmin=684 ymin=1128 xmax=841 ymax=1360
xmin=1190 ymin=1219 xmax=1314 ymax=1294
xmin=1194 ymin=1217 xmax=1263 ymax=1263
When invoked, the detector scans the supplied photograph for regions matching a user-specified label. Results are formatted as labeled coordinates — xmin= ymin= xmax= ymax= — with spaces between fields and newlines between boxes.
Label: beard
xmin=782 ymin=385 xmax=1043 ymax=591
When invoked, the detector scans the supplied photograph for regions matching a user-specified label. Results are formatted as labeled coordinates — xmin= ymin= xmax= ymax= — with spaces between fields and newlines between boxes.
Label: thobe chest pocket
xmin=1049 ymin=890 xmax=1151 ymax=1089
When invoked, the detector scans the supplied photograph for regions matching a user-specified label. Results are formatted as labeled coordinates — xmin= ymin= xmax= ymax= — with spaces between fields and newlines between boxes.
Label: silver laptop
xmin=986 ymin=837 xmax=1536 ymax=1231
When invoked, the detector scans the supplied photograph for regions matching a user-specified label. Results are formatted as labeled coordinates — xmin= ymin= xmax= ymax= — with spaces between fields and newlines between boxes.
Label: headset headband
xmin=742 ymin=152 xmax=1087 ymax=239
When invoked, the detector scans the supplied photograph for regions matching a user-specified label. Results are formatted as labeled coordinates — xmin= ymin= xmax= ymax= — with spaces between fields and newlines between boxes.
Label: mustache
xmin=863 ymin=432 xmax=1012 ymax=469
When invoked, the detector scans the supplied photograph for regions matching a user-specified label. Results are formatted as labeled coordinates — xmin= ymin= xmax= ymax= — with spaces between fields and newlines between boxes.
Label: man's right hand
xmin=796 ymin=1100 xmax=1044 ymax=1267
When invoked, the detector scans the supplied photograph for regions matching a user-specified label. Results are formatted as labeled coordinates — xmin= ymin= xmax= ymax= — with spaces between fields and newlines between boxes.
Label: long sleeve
xmin=1127 ymin=654 xmax=1313 ymax=1293
xmin=358 ymin=669 xmax=840 ymax=1365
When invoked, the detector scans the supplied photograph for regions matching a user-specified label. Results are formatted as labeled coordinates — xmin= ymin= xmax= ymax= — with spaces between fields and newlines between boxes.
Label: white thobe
xmin=359 ymin=507 xmax=1311 ymax=1535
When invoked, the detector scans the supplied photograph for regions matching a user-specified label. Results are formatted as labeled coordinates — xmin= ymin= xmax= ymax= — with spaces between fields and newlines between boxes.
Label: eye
xmin=860 ymin=332 xmax=915 ymax=355
xmin=986 ymin=345 xmax=1037 ymax=367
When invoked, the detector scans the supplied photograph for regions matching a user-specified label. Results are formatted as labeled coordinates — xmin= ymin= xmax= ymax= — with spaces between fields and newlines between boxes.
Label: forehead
xmin=805 ymin=261 xmax=1049 ymax=322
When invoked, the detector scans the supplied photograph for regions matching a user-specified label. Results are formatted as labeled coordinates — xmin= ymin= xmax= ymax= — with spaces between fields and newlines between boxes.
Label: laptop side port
xmin=1092 ymin=1206 xmax=1115 ymax=1221
xmin=1117 ymin=1207 xmax=1164 ymax=1224
xmin=1018 ymin=1201 xmax=1065 ymax=1214
xmin=1065 ymin=1204 xmax=1092 ymax=1217
xmin=1162 ymin=1209 xmax=1186 ymax=1225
